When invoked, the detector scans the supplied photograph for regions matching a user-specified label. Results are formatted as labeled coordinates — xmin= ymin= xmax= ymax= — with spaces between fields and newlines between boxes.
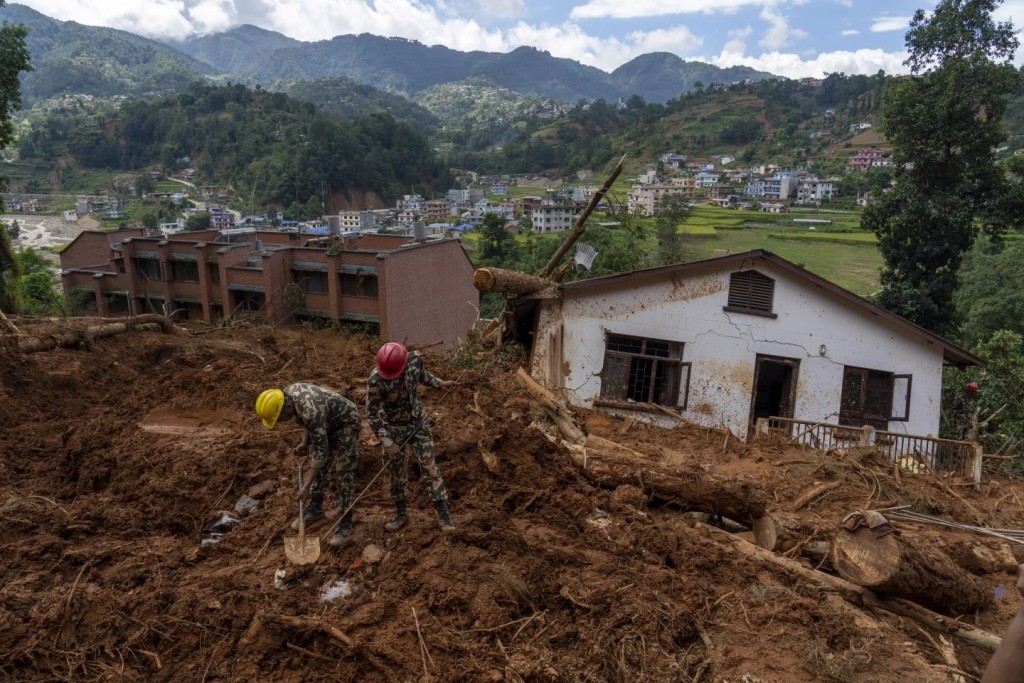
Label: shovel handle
xmin=297 ymin=463 xmax=305 ymax=544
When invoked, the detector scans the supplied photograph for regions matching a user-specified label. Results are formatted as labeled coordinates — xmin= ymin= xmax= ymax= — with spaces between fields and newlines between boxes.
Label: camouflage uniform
xmin=365 ymin=351 xmax=448 ymax=505
xmin=284 ymin=383 xmax=361 ymax=515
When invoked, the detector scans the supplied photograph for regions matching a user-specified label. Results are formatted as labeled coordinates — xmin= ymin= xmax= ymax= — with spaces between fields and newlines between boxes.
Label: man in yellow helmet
xmin=255 ymin=383 xmax=362 ymax=547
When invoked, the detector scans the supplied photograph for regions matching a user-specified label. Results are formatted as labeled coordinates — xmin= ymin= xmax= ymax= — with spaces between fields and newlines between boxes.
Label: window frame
xmin=169 ymin=260 xmax=200 ymax=283
xmin=839 ymin=366 xmax=913 ymax=429
xmin=294 ymin=270 xmax=328 ymax=294
xmin=596 ymin=333 xmax=690 ymax=410
xmin=340 ymin=272 xmax=379 ymax=298
xmin=724 ymin=269 xmax=777 ymax=318
xmin=133 ymin=257 xmax=161 ymax=281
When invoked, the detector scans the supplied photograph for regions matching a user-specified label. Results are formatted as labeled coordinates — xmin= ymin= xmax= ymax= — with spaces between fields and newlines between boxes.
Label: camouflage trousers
xmin=383 ymin=420 xmax=448 ymax=504
xmin=308 ymin=427 xmax=360 ymax=518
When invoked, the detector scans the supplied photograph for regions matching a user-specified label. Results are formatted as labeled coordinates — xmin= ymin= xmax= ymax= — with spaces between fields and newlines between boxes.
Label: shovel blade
xmin=284 ymin=535 xmax=321 ymax=565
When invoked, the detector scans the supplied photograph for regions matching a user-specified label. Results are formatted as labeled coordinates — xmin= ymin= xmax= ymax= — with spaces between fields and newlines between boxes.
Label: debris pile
xmin=1 ymin=319 xmax=1023 ymax=682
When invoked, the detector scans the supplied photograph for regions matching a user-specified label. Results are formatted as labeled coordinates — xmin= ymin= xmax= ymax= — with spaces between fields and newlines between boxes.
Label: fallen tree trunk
xmin=514 ymin=368 xmax=767 ymax=524
xmin=6 ymin=314 xmax=180 ymax=354
xmin=473 ymin=268 xmax=552 ymax=295
xmin=752 ymin=512 xmax=831 ymax=553
xmin=576 ymin=435 xmax=767 ymax=524
xmin=538 ymin=154 xmax=626 ymax=281
xmin=831 ymin=525 xmax=992 ymax=614
xmin=696 ymin=523 xmax=1002 ymax=653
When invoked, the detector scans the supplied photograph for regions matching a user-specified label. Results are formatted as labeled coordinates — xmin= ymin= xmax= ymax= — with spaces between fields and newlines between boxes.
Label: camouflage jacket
xmin=284 ymin=383 xmax=361 ymax=468
xmin=366 ymin=351 xmax=443 ymax=444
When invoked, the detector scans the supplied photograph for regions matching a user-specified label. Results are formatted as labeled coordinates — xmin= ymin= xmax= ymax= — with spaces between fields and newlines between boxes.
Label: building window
xmin=599 ymin=334 xmax=689 ymax=408
xmin=134 ymin=257 xmax=161 ymax=281
xmin=170 ymin=260 xmax=199 ymax=282
xmin=208 ymin=263 xmax=221 ymax=285
xmin=341 ymin=273 xmax=378 ymax=298
xmin=725 ymin=270 xmax=775 ymax=316
xmin=295 ymin=270 xmax=327 ymax=294
xmin=839 ymin=366 xmax=912 ymax=429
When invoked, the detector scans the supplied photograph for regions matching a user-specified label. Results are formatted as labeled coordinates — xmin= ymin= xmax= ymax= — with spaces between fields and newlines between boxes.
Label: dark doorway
xmin=749 ymin=355 xmax=800 ymax=425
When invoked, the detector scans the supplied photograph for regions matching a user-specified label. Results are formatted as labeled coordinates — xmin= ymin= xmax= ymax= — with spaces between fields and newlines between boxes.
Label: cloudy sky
xmin=13 ymin=0 xmax=1024 ymax=78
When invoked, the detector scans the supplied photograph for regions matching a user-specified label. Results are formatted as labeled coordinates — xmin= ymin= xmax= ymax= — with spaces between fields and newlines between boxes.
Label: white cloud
xmin=626 ymin=26 xmax=702 ymax=55
xmin=723 ymin=25 xmax=753 ymax=56
xmin=19 ymin=0 xmax=196 ymax=39
xmin=712 ymin=47 xmax=909 ymax=78
xmin=570 ymin=0 xmax=764 ymax=21
xmin=477 ymin=0 xmax=528 ymax=19
xmin=841 ymin=29 xmax=860 ymax=36
xmin=187 ymin=0 xmax=238 ymax=35
xmin=758 ymin=6 xmax=806 ymax=50
xmin=871 ymin=16 xmax=910 ymax=32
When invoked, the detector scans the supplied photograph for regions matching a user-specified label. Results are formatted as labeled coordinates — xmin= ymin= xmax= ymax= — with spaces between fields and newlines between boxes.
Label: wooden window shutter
xmin=728 ymin=270 xmax=775 ymax=313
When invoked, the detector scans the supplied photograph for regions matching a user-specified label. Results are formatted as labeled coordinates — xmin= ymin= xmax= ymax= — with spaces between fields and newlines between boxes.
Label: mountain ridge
xmin=0 ymin=3 xmax=778 ymax=104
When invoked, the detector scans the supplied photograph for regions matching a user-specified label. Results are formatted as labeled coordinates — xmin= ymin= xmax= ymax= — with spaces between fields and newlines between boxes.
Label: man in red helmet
xmin=366 ymin=342 xmax=457 ymax=532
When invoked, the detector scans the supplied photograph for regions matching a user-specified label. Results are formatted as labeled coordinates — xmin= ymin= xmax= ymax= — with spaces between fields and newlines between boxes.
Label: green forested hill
xmin=16 ymin=84 xmax=452 ymax=217
xmin=275 ymin=77 xmax=440 ymax=133
xmin=0 ymin=3 xmax=211 ymax=103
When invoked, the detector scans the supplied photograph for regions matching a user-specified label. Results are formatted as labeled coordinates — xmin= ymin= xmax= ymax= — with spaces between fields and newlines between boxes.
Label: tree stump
xmin=831 ymin=526 xmax=991 ymax=614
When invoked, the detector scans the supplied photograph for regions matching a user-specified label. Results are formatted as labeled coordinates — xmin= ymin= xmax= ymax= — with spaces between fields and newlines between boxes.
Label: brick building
xmin=59 ymin=228 xmax=479 ymax=349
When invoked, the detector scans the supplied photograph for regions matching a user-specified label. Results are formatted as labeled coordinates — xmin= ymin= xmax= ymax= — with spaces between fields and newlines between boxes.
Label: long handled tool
xmin=284 ymin=462 xmax=321 ymax=565
xmin=320 ymin=369 xmax=469 ymax=543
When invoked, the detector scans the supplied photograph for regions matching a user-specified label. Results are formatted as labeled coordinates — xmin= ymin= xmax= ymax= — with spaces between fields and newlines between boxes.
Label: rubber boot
xmin=435 ymin=500 xmax=455 ymax=532
xmin=384 ymin=500 xmax=408 ymax=532
xmin=329 ymin=514 xmax=353 ymax=548
xmin=291 ymin=501 xmax=325 ymax=531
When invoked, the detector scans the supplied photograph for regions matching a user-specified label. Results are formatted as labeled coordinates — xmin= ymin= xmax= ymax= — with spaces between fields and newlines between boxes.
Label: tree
xmin=0 ymin=4 xmax=30 ymax=313
xmin=185 ymin=212 xmax=211 ymax=232
xmin=862 ymin=0 xmax=1020 ymax=337
xmin=654 ymin=194 xmax=690 ymax=265
xmin=479 ymin=212 xmax=517 ymax=262
xmin=954 ymin=241 xmax=1024 ymax=347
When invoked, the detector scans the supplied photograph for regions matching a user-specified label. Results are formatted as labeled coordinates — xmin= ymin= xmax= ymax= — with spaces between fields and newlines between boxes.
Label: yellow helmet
xmin=255 ymin=388 xmax=285 ymax=429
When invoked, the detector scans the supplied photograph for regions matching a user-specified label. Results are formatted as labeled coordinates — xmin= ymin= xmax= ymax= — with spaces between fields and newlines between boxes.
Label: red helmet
xmin=964 ymin=382 xmax=979 ymax=393
xmin=376 ymin=342 xmax=408 ymax=380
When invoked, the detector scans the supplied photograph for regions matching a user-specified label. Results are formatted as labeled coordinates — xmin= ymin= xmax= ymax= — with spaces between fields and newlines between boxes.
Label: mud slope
xmin=1 ymin=321 xmax=1022 ymax=682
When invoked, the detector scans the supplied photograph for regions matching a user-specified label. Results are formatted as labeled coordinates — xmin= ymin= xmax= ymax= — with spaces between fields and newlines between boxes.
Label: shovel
xmin=284 ymin=463 xmax=321 ymax=565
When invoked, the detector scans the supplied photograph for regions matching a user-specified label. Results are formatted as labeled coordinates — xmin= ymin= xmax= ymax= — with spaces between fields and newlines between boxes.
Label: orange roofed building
xmin=59 ymin=228 xmax=479 ymax=350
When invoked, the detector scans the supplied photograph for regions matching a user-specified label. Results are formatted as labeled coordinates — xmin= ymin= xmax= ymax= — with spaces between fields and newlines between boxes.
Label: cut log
xmin=6 ymin=314 xmax=180 ymax=354
xmin=945 ymin=540 xmax=1019 ymax=575
xmin=515 ymin=367 xmax=767 ymax=523
xmin=789 ymin=480 xmax=841 ymax=512
xmin=514 ymin=368 xmax=585 ymax=444
xmin=0 ymin=309 xmax=18 ymax=334
xmin=831 ymin=526 xmax=991 ymax=614
xmin=696 ymin=523 xmax=1002 ymax=653
xmin=573 ymin=435 xmax=766 ymax=524
xmin=752 ymin=512 xmax=830 ymax=553
xmin=473 ymin=268 xmax=552 ymax=295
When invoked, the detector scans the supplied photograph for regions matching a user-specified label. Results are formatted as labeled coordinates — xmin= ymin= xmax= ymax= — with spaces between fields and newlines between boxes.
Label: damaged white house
xmin=526 ymin=250 xmax=982 ymax=441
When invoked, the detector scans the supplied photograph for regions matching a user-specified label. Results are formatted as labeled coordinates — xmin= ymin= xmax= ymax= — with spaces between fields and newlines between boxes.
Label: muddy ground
xmin=2 ymin=320 xmax=1023 ymax=682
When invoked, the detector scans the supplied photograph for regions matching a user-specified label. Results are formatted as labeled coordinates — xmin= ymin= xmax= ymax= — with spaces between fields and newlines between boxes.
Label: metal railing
xmin=753 ymin=416 xmax=981 ymax=478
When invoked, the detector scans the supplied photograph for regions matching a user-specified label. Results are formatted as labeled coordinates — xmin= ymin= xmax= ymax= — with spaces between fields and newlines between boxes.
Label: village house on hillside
xmin=526 ymin=250 xmax=982 ymax=446
xmin=59 ymin=228 xmax=478 ymax=349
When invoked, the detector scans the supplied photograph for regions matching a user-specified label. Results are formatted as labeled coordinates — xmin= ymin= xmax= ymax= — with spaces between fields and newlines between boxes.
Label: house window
xmin=208 ymin=263 xmax=221 ymax=285
xmin=170 ymin=260 xmax=199 ymax=282
xmin=341 ymin=273 xmax=378 ymax=298
xmin=134 ymin=257 xmax=161 ymax=281
xmin=295 ymin=270 xmax=327 ymax=294
xmin=599 ymin=334 xmax=690 ymax=408
xmin=725 ymin=270 xmax=776 ymax=317
xmin=839 ymin=366 xmax=912 ymax=429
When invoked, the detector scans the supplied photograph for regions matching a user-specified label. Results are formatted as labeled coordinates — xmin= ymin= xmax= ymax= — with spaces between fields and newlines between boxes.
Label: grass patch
xmin=679 ymin=224 xmax=717 ymax=236
xmin=766 ymin=231 xmax=878 ymax=244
